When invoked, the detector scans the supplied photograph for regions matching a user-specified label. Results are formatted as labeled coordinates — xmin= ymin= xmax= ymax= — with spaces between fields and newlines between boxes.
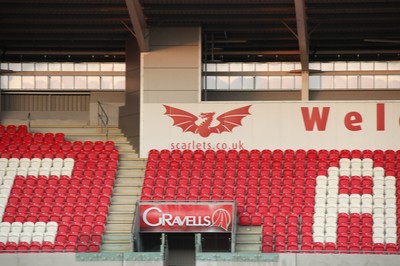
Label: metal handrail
xmin=27 ymin=112 xmax=31 ymax=132
xmin=97 ymin=101 xmax=109 ymax=141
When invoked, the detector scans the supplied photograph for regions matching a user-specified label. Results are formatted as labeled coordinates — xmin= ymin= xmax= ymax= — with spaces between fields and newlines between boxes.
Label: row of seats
xmin=147 ymin=158 xmax=399 ymax=171
xmin=0 ymin=158 xmax=74 ymax=169
xmin=0 ymin=125 xmax=28 ymax=135
xmin=0 ymin=136 xmax=65 ymax=146
xmin=1 ymin=168 xmax=73 ymax=179
xmin=264 ymin=242 xmax=400 ymax=253
xmin=144 ymin=169 xmax=330 ymax=181
xmin=3 ymin=175 xmax=114 ymax=189
xmin=0 ymin=240 xmax=101 ymax=252
xmin=0 ymin=139 xmax=116 ymax=153
xmin=0 ymin=158 xmax=117 ymax=177
xmin=0 ymin=141 xmax=115 ymax=152
xmin=7 ymin=182 xmax=113 ymax=197
xmin=144 ymin=162 xmax=399 ymax=179
xmin=148 ymin=149 xmax=400 ymax=162
xmin=0 ymin=150 xmax=119 ymax=161
xmin=0 ymin=221 xmax=58 ymax=245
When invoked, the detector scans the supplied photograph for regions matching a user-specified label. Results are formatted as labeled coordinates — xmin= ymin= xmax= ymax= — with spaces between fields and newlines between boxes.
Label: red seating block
xmin=140 ymin=148 xmax=400 ymax=254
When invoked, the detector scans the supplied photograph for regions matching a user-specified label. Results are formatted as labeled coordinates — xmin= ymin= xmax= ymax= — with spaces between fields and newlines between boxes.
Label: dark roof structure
xmin=1 ymin=0 xmax=400 ymax=64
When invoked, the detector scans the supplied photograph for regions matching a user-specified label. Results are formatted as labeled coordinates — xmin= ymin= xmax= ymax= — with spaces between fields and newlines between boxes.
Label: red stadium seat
xmin=88 ymin=242 xmax=100 ymax=252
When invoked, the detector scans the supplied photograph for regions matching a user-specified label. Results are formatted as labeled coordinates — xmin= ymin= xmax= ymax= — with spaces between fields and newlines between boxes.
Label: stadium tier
xmin=0 ymin=125 xmax=117 ymax=252
xmin=1 ymin=124 xmax=400 ymax=255
xmin=142 ymin=149 xmax=400 ymax=254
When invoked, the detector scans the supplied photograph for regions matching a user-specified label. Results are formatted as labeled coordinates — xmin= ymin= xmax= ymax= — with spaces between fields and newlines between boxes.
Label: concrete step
xmin=117 ymin=166 xmax=145 ymax=172
xmin=1 ymin=120 xmax=89 ymax=127
xmin=101 ymin=243 xmax=132 ymax=252
xmin=117 ymin=169 xmax=144 ymax=177
xmin=114 ymin=143 xmax=134 ymax=150
xmin=30 ymin=126 xmax=122 ymax=134
xmin=236 ymin=226 xmax=262 ymax=234
xmin=235 ymin=234 xmax=262 ymax=243
xmin=113 ymin=186 xmax=142 ymax=195
xmin=108 ymin=212 xmax=134 ymax=221
xmin=113 ymin=185 xmax=142 ymax=193
xmin=235 ymin=226 xmax=262 ymax=253
xmin=109 ymin=204 xmax=137 ymax=214
xmin=119 ymin=152 xmax=139 ymax=160
xmin=117 ymin=165 xmax=145 ymax=171
xmin=111 ymin=195 xmax=140 ymax=204
xmin=29 ymin=125 xmax=126 ymax=142
xmin=115 ymin=177 xmax=144 ymax=187
xmin=235 ymin=243 xmax=261 ymax=253
xmin=103 ymin=233 xmax=132 ymax=242
xmin=105 ymin=223 xmax=132 ymax=232
xmin=118 ymin=160 xmax=146 ymax=168
xmin=64 ymin=133 xmax=127 ymax=142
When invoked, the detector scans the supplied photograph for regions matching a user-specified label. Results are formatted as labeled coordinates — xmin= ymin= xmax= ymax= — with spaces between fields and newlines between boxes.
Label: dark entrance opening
xmin=166 ymin=233 xmax=195 ymax=266
xmin=201 ymin=233 xmax=231 ymax=252
xmin=140 ymin=233 xmax=162 ymax=252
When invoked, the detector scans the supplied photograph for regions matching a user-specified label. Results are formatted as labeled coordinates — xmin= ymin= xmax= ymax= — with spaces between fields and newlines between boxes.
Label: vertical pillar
xmin=119 ymin=34 xmax=141 ymax=152
xmin=301 ymin=71 xmax=309 ymax=101
xmin=142 ymin=27 xmax=201 ymax=103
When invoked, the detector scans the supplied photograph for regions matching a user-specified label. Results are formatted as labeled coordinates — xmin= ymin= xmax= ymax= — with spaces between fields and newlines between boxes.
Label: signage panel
xmin=141 ymin=102 xmax=400 ymax=157
xmin=139 ymin=202 xmax=235 ymax=233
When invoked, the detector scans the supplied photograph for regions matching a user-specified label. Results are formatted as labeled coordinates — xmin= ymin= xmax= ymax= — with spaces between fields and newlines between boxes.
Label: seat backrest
xmin=10 ymin=222 xmax=23 ymax=233
xmin=46 ymin=222 xmax=58 ymax=233
xmin=34 ymin=222 xmax=46 ymax=233
xmin=22 ymin=222 xmax=35 ymax=233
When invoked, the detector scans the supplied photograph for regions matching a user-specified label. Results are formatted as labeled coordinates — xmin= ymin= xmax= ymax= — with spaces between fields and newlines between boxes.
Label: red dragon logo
xmin=163 ymin=105 xmax=251 ymax=138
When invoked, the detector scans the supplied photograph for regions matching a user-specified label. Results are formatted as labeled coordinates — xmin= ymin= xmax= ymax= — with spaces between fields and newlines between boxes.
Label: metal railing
xmin=97 ymin=101 xmax=109 ymax=141
xmin=162 ymin=234 xmax=169 ymax=266
xmin=27 ymin=112 xmax=31 ymax=132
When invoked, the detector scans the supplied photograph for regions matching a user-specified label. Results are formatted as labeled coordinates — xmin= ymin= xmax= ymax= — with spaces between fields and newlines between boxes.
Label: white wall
xmin=141 ymin=101 xmax=400 ymax=157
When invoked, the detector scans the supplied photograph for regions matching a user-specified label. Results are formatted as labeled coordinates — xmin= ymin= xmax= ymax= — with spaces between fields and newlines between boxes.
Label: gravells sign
xmin=139 ymin=202 xmax=235 ymax=233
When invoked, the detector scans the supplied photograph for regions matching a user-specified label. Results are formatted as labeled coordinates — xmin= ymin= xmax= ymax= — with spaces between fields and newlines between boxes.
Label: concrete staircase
xmin=29 ymin=125 xmax=145 ymax=253
xmin=102 ymin=157 xmax=145 ymax=252
xmin=235 ymin=226 xmax=262 ymax=253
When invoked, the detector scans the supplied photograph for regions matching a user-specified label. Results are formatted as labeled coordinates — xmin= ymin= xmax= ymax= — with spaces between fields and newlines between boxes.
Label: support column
xmin=301 ymin=71 xmax=309 ymax=101
xmin=119 ymin=34 xmax=141 ymax=152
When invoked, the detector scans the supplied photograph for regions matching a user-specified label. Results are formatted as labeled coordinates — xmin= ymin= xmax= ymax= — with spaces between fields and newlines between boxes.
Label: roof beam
xmin=125 ymin=0 xmax=149 ymax=52
xmin=294 ymin=0 xmax=309 ymax=71
xmin=4 ymin=50 xmax=124 ymax=55
xmin=211 ymin=50 xmax=299 ymax=55
xmin=0 ymin=5 xmax=127 ymax=14
xmin=314 ymin=49 xmax=400 ymax=55
xmin=0 ymin=34 xmax=127 ymax=41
